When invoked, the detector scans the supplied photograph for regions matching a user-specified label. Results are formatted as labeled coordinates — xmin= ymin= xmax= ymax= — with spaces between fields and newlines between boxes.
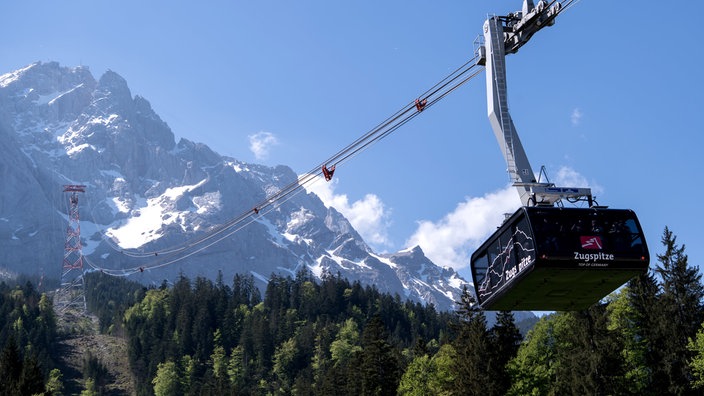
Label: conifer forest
xmin=2 ymin=227 xmax=704 ymax=395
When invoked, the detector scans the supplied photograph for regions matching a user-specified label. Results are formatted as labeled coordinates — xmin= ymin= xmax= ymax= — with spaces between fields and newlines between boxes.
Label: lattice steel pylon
xmin=56 ymin=184 xmax=87 ymax=312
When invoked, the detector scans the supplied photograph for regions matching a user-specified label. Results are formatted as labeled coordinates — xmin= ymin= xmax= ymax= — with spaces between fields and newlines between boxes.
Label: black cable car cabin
xmin=470 ymin=206 xmax=649 ymax=311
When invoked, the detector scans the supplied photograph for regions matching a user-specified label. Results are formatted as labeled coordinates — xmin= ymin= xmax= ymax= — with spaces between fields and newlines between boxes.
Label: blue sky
xmin=2 ymin=1 xmax=703 ymax=282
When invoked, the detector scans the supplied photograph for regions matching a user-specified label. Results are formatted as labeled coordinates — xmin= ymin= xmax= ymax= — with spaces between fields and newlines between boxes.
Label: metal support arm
xmin=477 ymin=0 xmax=592 ymax=207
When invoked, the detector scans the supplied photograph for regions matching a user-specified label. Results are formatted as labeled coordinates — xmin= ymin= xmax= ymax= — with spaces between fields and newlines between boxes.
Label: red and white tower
xmin=57 ymin=184 xmax=87 ymax=312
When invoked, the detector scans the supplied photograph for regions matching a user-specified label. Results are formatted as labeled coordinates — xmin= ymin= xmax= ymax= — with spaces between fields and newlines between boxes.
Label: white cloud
xmin=303 ymin=165 xmax=598 ymax=271
xmin=304 ymin=177 xmax=392 ymax=248
xmin=405 ymin=186 xmax=521 ymax=271
xmin=571 ymin=107 xmax=583 ymax=126
xmin=553 ymin=166 xmax=603 ymax=197
xmin=248 ymin=131 xmax=278 ymax=160
xmin=405 ymin=167 xmax=599 ymax=271
xmin=554 ymin=166 xmax=587 ymax=187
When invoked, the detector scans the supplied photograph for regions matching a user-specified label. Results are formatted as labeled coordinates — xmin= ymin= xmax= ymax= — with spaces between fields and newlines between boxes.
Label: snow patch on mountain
xmin=193 ymin=191 xmax=222 ymax=215
xmin=0 ymin=64 xmax=36 ymax=87
xmin=258 ymin=217 xmax=287 ymax=247
xmin=369 ymin=252 xmax=398 ymax=269
xmin=106 ymin=179 xmax=210 ymax=248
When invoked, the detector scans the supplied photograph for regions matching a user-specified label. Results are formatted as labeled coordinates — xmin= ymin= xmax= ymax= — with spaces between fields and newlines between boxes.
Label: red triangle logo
xmin=581 ymin=236 xmax=602 ymax=250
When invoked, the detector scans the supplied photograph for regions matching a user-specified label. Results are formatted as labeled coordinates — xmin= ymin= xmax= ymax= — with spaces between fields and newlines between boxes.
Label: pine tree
xmin=656 ymin=227 xmax=704 ymax=336
xmin=227 ymin=346 xmax=245 ymax=391
xmin=507 ymin=315 xmax=558 ymax=395
xmin=654 ymin=227 xmax=704 ymax=394
xmin=19 ymin=354 xmax=45 ymax=396
xmin=211 ymin=329 xmax=230 ymax=395
xmin=626 ymin=271 xmax=664 ymax=393
xmin=489 ymin=311 xmax=522 ymax=395
xmin=452 ymin=286 xmax=495 ymax=395
xmin=359 ymin=315 xmax=400 ymax=395
xmin=554 ymin=306 xmax=626 ymax=395
xmin=0 ymin=336 xmax=22 ymax=396
xmin=607 ymin=283 xmax=649 ymax=394
xmin=310 ymin=321 xmax=337 ymax=395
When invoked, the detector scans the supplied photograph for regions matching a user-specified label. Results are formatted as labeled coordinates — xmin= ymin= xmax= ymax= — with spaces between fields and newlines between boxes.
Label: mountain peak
xmin=97 ymin=70 xmax=132 ymax=103
xmin=0 ymin=61 xmax=94 ymax=96
xmin=0 ymin=61 xmax=470 ymax=311
xmin=401 ymin=245 xmax=424 ymax=256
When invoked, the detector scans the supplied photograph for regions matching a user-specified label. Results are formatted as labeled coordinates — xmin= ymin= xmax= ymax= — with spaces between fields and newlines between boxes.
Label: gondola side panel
xmin=471 ymin=208 xmax=537 ymax=308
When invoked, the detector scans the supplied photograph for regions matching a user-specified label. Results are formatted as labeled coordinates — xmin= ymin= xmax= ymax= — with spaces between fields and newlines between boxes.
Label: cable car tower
xmin=470 ymin=1 xmax=650 ymax=310
xmin=56 ymin=184 xmax=87 ymax=313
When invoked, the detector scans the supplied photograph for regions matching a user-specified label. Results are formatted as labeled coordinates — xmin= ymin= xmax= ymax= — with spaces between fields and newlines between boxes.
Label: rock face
xmin=0 ymin=62 xmax=470 ymax=311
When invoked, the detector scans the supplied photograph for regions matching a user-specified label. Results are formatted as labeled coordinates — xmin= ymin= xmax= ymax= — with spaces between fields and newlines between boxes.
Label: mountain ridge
xmin=1 ymin=61 xmax=471 ymax=311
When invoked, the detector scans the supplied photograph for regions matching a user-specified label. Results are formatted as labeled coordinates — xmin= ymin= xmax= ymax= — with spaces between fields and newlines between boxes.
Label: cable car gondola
xmin=470 ymin=206 xmax=649 ymax=311
xmin=467 ymin=2 xmax=649 ymax=310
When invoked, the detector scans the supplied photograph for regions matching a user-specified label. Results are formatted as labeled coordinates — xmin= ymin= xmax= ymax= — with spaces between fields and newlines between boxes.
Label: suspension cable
xmin=91 ymin=55 xmax=486 ymax=273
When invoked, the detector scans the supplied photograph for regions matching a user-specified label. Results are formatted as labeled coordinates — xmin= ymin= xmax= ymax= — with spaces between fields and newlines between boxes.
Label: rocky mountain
xmin=0 ymin=61 xmax=470 ymax=311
